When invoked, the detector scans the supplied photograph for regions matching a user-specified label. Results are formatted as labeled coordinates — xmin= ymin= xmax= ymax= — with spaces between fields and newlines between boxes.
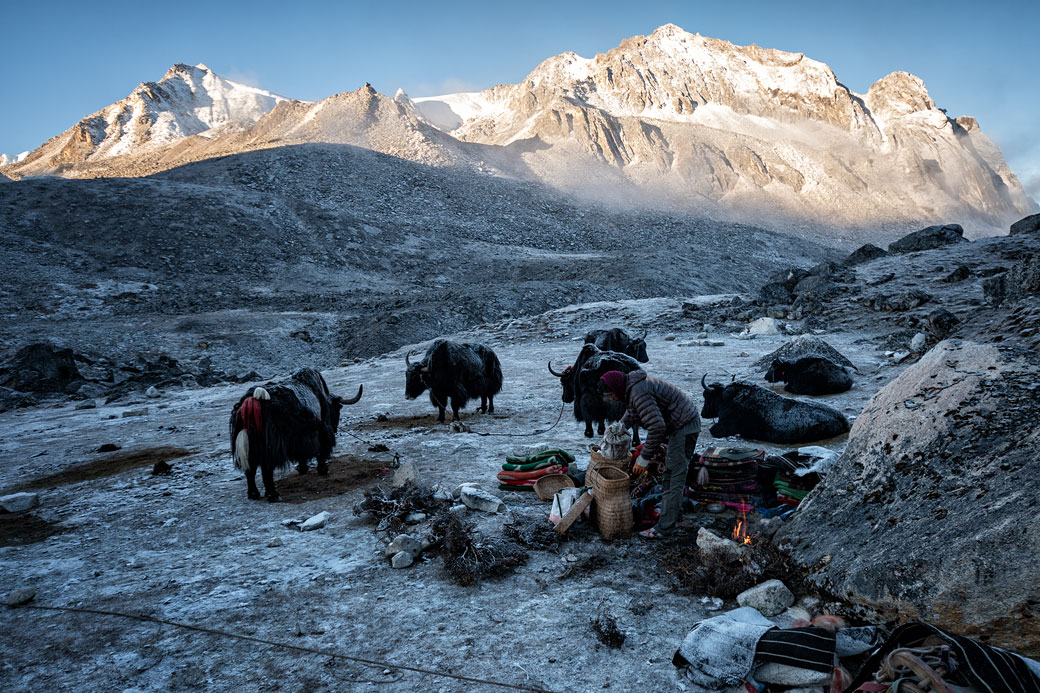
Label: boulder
xmin=776 ymin=340 xmax=1040 ymax=656
xmin=752 ymin=335 xmax=856 ymax=372
xmin=695 ymin=527 xmax=743 ymax=562
xmin=0 ymin=386 xmax=38 ymax=413
xmin=385 ymin=534 xmax=422 ymax=558
xmin=940 ymin=264 xmax=972 ymax=283
xmin=888 ymin=224 xmax=966 ymax=254
xmin=1010 ymin=213 xmax=1040 ymax=236
xmin=982 ymin=254 xmax=1040 ymax=306
xmin=844 ymin=243 xmax=888 ymax=266
xmin=460 ymin=487 xmax=504 ymax=513
xmin=758 ymin=282 xmax=792 ymax=306
xmin=770 ymin=267 xmax=810 ymax=292
xmin=927 ymin=308 xmax=959 ymax=340
xmin=736 ymin=579 xmax=795 ymax=616
xmin=391 ymin=551 xmax=414 ymax=568
xmin=298 ymin=511 xmax=330 ymax=531
xmin=392 ymin=460 xmax=418 ymax=488
xmin=871 ymin=289 xmax=931 ymax=312
xmin=909 ymin=332 xmax=927 ymax=352
xmin=746 ymin=317 xmax=781 ymax=336
xmin=792 ymin=275 xmax=833 ymax=298
xmin=0 ymin=492 xmax=40 ymax=513
xmin=0 ymin=343 xmax=83 ymax=393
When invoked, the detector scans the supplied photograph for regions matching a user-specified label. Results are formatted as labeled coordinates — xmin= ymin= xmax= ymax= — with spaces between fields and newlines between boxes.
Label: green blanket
xmin=504 ymin=448 xmax=576 ymax=465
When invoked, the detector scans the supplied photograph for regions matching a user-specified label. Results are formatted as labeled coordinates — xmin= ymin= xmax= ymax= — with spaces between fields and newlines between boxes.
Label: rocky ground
xmin=2 ymin=154 xmax=1038 ymax=690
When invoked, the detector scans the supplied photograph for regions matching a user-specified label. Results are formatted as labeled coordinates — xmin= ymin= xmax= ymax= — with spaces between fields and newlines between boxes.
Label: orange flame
xmin=732 ymin=499 xmax=752 ymax=545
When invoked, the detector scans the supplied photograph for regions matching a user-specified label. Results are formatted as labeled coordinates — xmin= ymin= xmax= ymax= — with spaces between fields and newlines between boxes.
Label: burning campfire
xmin=731 ymin=500 xmax=752 ymax=546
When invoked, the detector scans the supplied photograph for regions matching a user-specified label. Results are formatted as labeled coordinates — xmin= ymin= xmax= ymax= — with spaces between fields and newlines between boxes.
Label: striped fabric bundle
xmin=688 ymin=447 xmax=766 ymax=510
xmin=498 ymin=449 xmax=575 ymax=492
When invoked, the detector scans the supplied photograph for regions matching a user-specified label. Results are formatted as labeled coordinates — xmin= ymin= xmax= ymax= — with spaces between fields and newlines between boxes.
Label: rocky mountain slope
xmin=0 ymin=141 xmax=828 ymax=386
xmin=413 ymin=24 xmax=1034 ymax=233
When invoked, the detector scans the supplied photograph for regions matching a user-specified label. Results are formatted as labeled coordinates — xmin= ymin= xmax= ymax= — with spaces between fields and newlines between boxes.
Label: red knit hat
xmin=600 ymin=370 xmax=626 ymax=399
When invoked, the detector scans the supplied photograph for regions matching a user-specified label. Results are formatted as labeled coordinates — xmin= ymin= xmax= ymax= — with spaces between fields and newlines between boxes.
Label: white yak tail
xmin=234 ymin=430 xmax=251 ymax=472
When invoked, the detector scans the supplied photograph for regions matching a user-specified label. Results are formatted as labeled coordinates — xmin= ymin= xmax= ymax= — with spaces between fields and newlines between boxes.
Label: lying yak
xmin=405 ymin=339 xmax=503 ymax=423
xmin=584 ymin=327 xmax=649 ymax=363
xmin=549 ymin=343 xmax=641 ymax=442
xmin=701 ymin=376 xmax=849 ymax=444
xmin=230 ymin=368 xmax=363 ymax=501
xmin=764 ymin=356 xmax=853 ymax=395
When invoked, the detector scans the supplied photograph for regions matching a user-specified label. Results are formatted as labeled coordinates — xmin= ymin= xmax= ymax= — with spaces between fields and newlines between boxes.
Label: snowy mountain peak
xmin=865 ymin=71 xmax=937 ymax=119
xmin=10 ymin=63 xmax=287 ymax=171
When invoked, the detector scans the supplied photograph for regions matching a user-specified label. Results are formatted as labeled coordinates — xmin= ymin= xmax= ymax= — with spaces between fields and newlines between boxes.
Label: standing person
xmin=600 ymin=369 xmax=700 ymax=539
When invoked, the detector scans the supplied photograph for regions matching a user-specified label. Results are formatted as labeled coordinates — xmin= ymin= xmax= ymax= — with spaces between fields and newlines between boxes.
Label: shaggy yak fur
xmin=584 ymin=327 xmax=650 ymax=363
xmin=764 ymin=356 xmax=853 ymax=395
xmin=405 ymin=339 xmax=503 ymax=423
xmin=230 ymin=368 xmax=362 ymax=501
xmin=701 ymin=377 xmax=849 ymax=444
xmin=549 ymin=343 xmax=641 ymax=442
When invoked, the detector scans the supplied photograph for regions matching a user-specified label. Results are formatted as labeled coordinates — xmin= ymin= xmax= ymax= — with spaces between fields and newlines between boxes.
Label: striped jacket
xmin=621 ymin=370 xmax=700 ymax=458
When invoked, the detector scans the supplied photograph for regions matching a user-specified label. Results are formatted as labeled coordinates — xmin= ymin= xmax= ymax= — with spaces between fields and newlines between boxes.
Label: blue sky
xmin=2 ymin=0 xmax=1037 ymax=198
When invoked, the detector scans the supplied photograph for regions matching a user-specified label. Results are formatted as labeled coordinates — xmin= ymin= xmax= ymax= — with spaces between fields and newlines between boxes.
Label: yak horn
xmin=701 ymin=373 xmax=708 ymax=390
xmin=405 ymin=350 xmax=413 ymax=367
xmin=339 ymin=385 xmax=363 ymax=405
xmin=547 ymin=360 xmax=565 ymax=377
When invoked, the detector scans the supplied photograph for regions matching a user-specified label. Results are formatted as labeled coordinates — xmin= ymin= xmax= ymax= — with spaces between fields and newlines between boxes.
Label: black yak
xmin=584 ymin=327 xmax=649 ymax=363
xmin=405 ymin=339 xmax=503 ymax=423
xmin=701 ymin=376 xmax=849 ymax=444
xmin=764 ymin=356 xmax=853 ymax=395
xmin=549 ymin=343 xmax=641 ymax=442
xmin=230 ymin=368 xmax=362 ymax=501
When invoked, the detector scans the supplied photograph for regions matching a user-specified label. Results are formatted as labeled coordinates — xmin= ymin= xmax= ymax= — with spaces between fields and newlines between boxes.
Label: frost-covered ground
xmin=0 ymin=297 xmax=909 ymax=692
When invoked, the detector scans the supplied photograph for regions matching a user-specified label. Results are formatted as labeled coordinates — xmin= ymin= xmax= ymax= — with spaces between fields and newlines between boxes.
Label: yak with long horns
xmin=230 ymin=368 xmax=362 ymax=501
xmin=549 ymin=343 xmax=641 ymax=441
xmin=405 ymin=339 xmax=503 ymax=423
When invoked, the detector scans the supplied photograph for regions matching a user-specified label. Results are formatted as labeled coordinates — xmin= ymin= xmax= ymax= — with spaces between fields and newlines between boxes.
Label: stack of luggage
xmin=687 ymin=446 xmax=766 ymax=512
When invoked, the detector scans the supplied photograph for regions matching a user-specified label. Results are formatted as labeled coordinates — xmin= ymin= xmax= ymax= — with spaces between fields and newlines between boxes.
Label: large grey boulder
xmin=844 ymin=243 xmax=888 ymax=266
xmin=0 ymin=343 xmax=83 ymax=393
xmin=887 ymin=224 xmax=966 ymax=254
xmin=1010 ymin=213 xmax=1040 ymax=236
xmin=752 ymin=335 xmax=856 ymax=372
xmin=982 ymin=253 xmax=1040 ymax=306
xmin=776 ymin=339 xmax=1040 ymax=656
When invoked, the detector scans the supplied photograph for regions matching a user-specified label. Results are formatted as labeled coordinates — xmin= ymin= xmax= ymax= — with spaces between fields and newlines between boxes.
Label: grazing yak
xmin=584 ymin=327 xmax=649 ymax=363
xmin=764 ymin=356 xmax=854 ymax=395
xmin=405 ymin=339 xmax=503 ymax=423
xmin=701 ymin=376 xmax=849 ymax=444
xmin=230 ymin=368 xmax=363 ymax=501
xmin=549 ymin=343 xmax=641 ymax=442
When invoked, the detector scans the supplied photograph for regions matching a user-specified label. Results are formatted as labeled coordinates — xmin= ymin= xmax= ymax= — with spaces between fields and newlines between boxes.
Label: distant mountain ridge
xmin=3 ymin=26 xmax=1034 ymax=234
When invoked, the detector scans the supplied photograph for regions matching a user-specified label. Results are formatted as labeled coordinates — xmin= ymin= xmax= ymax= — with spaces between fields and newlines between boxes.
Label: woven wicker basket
xmin=589 ymin=446 xmax=629 ymax=474
xmin=534 ymin=473 xmax=576 ymax=501
xmin=587 ymin=463 xmax=632 ymax=539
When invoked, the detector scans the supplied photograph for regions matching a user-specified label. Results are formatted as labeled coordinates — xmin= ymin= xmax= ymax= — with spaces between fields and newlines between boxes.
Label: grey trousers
xmin=658 ymin=420 xmax=700 ymax=530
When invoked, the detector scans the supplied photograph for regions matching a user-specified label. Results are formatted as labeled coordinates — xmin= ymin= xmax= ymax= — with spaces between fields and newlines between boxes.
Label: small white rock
xmin=910 ymin=332 xmax=928 ymax=352
xmin=746 ymin=317 xmax=781 ymax=335
xmin=145 ymin=386 xmax=160 ymax=398
xmin=385 ymin=534 xmax=422 ymax=558
xmin=392 ymin=460 xmax=418 ymax=488
xmin=404 ymin=513 xmax=427 ymax=524
xmin=0 ymin=492 xmax=40 ymax=513
xmin=298 ymin=511 xmax=330 ymax=532
xmin=390 ymin=551 xmax=414 ymax=569
xmin=696 ymin=527 xmax=743 ymax=561
xmin=737 ymin=579 xmax=795 ymax=617
xmin=448 ymin=504 xmax=467 ymax=515
xmin=267 ymin=537 xmax=283 ymax=548
xmin=452 ymin=482 xmax=479 ymax=499
xmin=460 ymin=487 xmax=504 ymax=513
